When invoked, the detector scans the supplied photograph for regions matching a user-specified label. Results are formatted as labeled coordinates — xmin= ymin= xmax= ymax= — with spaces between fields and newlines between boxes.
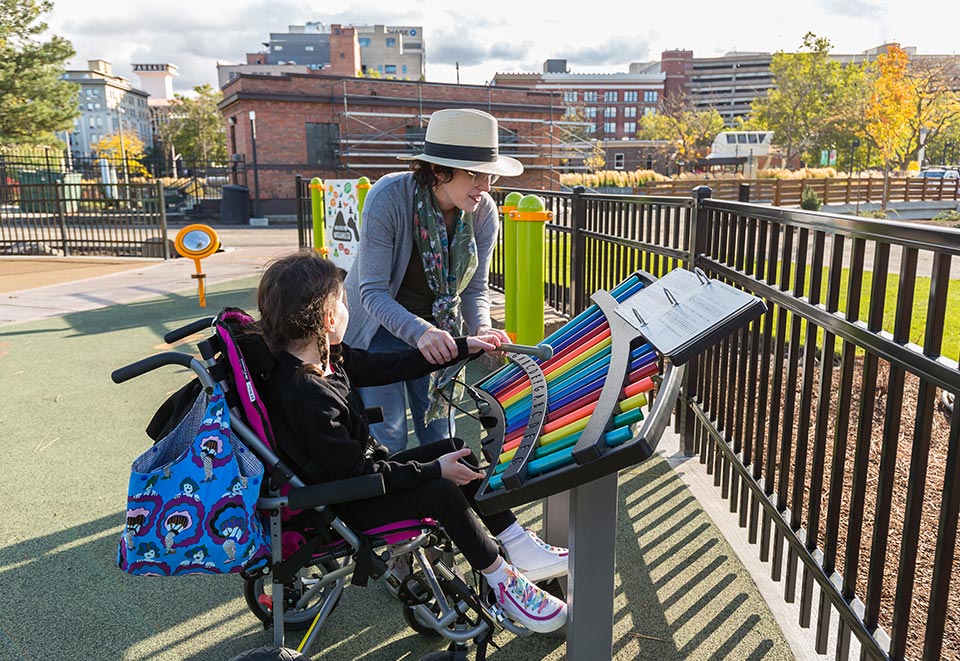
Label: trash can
xmin=221 ymin=184 xmax=251 ymax=224
xmin=18 ymin=170 xmax=62 ymax=213
xmin=60 ymin=173 xmax=82 ymax=214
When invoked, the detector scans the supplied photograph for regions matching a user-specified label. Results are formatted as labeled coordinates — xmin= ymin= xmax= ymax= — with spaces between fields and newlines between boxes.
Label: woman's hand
xmin=438 ymin=448 xmax=485 ymax=485
xmin=466 ymin=333 xmax=499 ymax=354
xmin=477 ymin=326 xmax=510 ymax=344
xmin=418 ymin=327 xmax=458 ymax=364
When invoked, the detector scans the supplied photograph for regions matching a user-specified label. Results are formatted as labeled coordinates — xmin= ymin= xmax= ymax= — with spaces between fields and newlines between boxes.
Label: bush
xmin=932 ymin=209 xmax=960 ymax=223
xmin=857 ymin=209 xmax=888 ymax=219
xmin=800 ymin=186 xmax=823 ymax=211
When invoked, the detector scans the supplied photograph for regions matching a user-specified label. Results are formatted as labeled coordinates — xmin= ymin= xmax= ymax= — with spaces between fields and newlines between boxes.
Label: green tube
xmin=310 ymin=177 xmax=326 ymax=256
xmin=502 ymin=191 xmax=522 ymax=342
xmin=356 ymin=176 xmax=371 ymax=228
xmin=515 ymin=194 xmax=547 ymax=347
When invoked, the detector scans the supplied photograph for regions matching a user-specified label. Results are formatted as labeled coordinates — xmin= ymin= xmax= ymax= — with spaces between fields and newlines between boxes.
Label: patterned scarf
xmin=412 ymin=183 xmax=479 ymax=424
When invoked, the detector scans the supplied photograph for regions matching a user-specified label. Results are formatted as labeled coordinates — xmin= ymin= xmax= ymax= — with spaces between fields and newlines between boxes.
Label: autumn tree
xmin=898 ymin=57 xmax=960 ymax=169
xmin=92 ymin=132 xmax=148 ymax=176
xmin=746 ymin=33 xmax=866 ymax=167
xmin=863 ymin=44 xmax=915 ymax=207
xmin=636 ymin=92 xmax=723 ymax=169
xmin=160 ymin=84 xmax=228 ymax=163
xmin=0 ymin=0 xmax=79 ymax=146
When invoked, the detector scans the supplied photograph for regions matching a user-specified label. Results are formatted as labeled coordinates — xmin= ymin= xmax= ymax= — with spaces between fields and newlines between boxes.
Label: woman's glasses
xmin=463 ymin=170 xmax=500 ymax=186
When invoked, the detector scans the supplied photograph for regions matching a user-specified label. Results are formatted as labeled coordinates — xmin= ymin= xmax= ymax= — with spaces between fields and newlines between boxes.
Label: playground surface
xmin=0 ymin=225 xmax=797 ymax=660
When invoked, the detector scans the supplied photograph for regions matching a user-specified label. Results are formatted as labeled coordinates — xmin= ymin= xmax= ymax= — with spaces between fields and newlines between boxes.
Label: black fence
xmin=295 ymin=180 xmax=960 ymax=660
xmin=0 ymin=181 xmax=169 ymax=258
xmin=0 ymin=152 xmax=246 ymax=218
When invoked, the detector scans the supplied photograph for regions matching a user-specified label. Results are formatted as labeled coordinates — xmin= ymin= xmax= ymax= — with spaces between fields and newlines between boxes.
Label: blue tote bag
xmin=118 ymin=384 xmax=270 ymax=576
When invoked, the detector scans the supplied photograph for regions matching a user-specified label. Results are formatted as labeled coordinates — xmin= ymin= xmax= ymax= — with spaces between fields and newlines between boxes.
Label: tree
xmin=161 ymin=84 xmax=228 ymax=163
xmin=0 ymin=0 xmax=79 ymax=146
xmin=897 ymin=57 xmax=960 ymax=169
xmin=636 ymin=92 xmax=723 ymax=170
xmin=746 ymin=33 xmax=861 ymax=166
xmin=92 ymin=132 xmax=148 ymax=176
xmin=863 ymin=44 xmax=915 ymax=208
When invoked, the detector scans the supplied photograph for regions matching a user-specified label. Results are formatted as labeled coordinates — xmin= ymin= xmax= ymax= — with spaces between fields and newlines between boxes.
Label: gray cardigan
xmin=343 ymin=171 xmax=499 ymax=350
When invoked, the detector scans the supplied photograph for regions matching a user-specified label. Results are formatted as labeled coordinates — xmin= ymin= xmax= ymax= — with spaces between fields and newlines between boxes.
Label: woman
xmin=256 ymin=251 xmax=568 ymax=633
xmin=344 ymin=108 xmax=517 ymax=453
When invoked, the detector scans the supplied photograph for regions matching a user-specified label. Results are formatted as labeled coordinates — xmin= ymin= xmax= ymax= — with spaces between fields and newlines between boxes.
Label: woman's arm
xmin=355 ymin=180 xmax=433 ymax=346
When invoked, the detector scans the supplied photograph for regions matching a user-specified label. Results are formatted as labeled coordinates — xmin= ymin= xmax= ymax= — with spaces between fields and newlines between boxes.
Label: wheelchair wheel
xmin=244 ymin=559 xmax=342 ymax=631
xmin=227 ymin=646 xmax=307 ymax=661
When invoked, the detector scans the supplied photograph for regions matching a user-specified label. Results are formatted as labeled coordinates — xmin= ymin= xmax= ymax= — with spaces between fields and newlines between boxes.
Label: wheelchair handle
xmin=284 ymin=474 xmax=386 ymax=510
xmin=112 ymin=352 xmax=195 ymax=384
xmin=164 ymin=317 xmax=214 ymax=344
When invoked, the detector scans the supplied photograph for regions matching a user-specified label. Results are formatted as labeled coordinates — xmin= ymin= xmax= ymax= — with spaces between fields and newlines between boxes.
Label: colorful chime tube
xmin=479 ymin=274 xmax=661 ymax=493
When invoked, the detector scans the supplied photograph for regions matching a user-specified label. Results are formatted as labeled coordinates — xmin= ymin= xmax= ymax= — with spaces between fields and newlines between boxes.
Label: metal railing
xmin=294 ymin=178 xmax=960 ymax=659
xmin=0 ymin=181 xmax=169 ymax=258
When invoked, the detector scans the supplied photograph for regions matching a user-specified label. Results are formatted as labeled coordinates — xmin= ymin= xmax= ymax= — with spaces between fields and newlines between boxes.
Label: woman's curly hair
xmin=410 ymin=160 xmax=456 ymax=189
xmin=255 ymin=250 xmax=344 ymax=370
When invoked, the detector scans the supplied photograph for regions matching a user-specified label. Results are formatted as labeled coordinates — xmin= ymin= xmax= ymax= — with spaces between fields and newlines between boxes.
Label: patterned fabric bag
xmin=118 ymin=384 xmax=270 ymax=576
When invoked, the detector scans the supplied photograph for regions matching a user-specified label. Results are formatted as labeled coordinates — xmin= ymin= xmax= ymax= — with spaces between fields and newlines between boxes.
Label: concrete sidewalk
xmin=0 ymin=226 xmax=300 ymax=326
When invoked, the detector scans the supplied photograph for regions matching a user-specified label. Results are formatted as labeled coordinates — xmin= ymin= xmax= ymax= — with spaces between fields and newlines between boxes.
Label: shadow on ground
xmin=0 ymin=280 xmax=790 ymax=660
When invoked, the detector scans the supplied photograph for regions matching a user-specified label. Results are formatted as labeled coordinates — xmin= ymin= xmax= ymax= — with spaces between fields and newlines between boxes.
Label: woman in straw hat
xmin=343 ymin=108 xmax=519 ymax=453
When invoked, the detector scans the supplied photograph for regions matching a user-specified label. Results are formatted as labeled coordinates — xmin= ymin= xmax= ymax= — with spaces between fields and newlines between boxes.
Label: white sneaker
xmin=504 ymin=529 xmax=569 ymax=583
xmin=490 ymin=563 xmax=567 ymax=633
xmin=384 ymin=552 xmax=412 ymax=598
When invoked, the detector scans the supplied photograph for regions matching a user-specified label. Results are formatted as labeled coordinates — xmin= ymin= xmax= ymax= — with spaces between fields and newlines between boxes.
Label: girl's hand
xmin=418 ymin=327 xmax=458 ymax=364
xmin=438 ymin=448 xmax=485 ymax=485
xmin=477 ymin=326 xmax=510 ymax=344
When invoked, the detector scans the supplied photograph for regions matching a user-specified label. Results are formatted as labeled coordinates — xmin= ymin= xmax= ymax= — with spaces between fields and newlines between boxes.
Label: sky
xmin=45 ymin=0 xmax=960 ymax=95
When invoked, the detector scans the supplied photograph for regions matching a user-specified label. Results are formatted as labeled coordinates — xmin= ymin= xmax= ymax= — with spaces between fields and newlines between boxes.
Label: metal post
xmin=157 ymin=181 xmax=169 ymax=259
xmin=566 ymin=473 xmax=619 ymax=660
xmin=117 ymin=106 xmax=129 ymax=188
xmin=55 ymin=187 xmax=70 ymax=257
xmin=249 ymin=110 xmax=262 ymax=219
xmin=570 ymin=186 xmax=587 ymax=315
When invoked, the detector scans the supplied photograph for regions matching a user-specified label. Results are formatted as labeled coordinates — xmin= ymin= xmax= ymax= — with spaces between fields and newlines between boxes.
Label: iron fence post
xmin=571 ymin=185 xmax=587 ymax=315
xmin=55 ymin=186 xmax=70 ymax=257
xmin=157 ymin=181 xmax=169 ymax=260
xmin=679 ymin=185 xmax=713 ymax=455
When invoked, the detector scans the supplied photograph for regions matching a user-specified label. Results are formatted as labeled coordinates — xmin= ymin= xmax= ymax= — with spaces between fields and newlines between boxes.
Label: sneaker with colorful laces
xmin=503 ymin=528 xmax=569 ymax=583
xmin=491 ymin=563 xmax=567 ymax=633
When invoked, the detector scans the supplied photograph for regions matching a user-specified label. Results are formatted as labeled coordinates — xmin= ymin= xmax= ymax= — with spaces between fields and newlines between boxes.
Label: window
xmin=402 ymin=65 xmax=407 ymax=74
xmin=624 ymin=122 xmax=636 ymax=134
xmin=748 ymin=134 xmax=758 ymax=144
xmin=624 ymin=91 xmax=638 ymax=103
xmin=359 ymin=37 xmax=371 ymax=47
xmin=624 ymin=107 xmax=636 ymax=118
xmin=737 ymin=133 xmax=747 ymax=144
xmin=584 ymin=91 xmax=597 ymax=102
xmin=385 ymin=37 xmax=396 ymax=47
xmin=92 ymin=89 xmax=100 ymax=96
xmin=644 ymin=107 xmax=656 ymax=116
xmin=604 ymin=91 xmax=617 ymax=102
xmin=94 ymin=103 xmax=100 ymax=110
xmin=96 ymin=116 xmax=102 ymax=127
xmin=339 ymin=53 xmax=345 ymax=59
xmin=88 ymin=116 xmax=95 ymax=128
xmin=644 ymin=90 xmax=658 ymax=103
xmin=584 ymin=107 xmax=597 ymax=119
xmin=306 ymin=122 xmax=339 ymax=166
xmin=603 ymin=122 xmax=617 ymax=134
xmin=305 ymin=46 xmax=314 ymax=51
xmin=385 ymin=64 xmax=397 ymax=74
xmin=274 ymin=45 xmax=283 ymax=51
xmin=585 ymin=124 xmax=596 ymax=134
xmin=614 ymin=153 xmax=625 ymax=170
xmin=564 ymin=91 xmax=578 ymax=103
xmin=604 ymin=107 xmax=617 ymax=118
xmin=86 ymin=103 xmax=93 ymax=110
xmin=726 ymin=134 xmax=736 ymax=144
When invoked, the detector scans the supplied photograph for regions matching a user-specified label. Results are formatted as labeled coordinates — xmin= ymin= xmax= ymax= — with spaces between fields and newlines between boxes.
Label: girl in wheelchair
xmin=254 ymin=251 xmax=569 ymax=634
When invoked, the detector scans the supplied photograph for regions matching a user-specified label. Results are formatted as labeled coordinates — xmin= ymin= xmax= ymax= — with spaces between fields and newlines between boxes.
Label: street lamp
xmin=249 ymin=110 xmax=262 ymax=219
xmin=116 ymin=105 xmax=129 ymax=187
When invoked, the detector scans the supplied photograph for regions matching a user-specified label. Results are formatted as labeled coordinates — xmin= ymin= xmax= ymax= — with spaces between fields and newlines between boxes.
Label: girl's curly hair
xmin=255 ymin=250 xmax=344 ymax=370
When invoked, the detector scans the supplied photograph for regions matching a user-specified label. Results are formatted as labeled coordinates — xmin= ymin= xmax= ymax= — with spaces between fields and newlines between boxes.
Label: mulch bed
xmin=768 ymin=351 xmax=958 ymax=659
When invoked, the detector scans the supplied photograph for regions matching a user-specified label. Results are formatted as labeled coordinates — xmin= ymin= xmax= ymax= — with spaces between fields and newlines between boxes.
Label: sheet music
xmin=615 ymin=268 xmax=764 ymax=361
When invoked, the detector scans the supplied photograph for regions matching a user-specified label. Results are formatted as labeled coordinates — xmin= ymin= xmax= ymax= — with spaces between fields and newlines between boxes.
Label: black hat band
xmin=423 ymin=141 xmax=498 ymax=163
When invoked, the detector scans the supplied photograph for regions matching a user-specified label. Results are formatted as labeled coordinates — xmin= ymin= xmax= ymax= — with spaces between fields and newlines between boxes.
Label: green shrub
xmin=932 ymin=209 xmax=960 ymax=223
xmin=857 ymin=209 xmax=888 ymax=219
xmin=800 ymin=186 xmax=823 ymax=211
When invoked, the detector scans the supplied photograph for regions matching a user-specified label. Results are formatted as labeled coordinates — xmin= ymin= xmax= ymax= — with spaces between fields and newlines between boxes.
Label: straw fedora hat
xmin=399 ymin=108 xmax=524 ymax=177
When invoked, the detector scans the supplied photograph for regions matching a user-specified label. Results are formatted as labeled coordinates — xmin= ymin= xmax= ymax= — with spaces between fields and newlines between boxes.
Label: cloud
xmin=561 ymin=36 xmax=653 ymax=67
xmin=817 ymin=0 xmax=886 ymax=18
xmin=430 ymin=37 xmax=535 ymax=67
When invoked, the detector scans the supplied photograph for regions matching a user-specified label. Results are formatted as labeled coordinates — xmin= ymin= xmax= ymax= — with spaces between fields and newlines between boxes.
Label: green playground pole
xmin=501 ymin=191 xmax=523 ymax=342
xmin=512 ymin=194 xmax=553 ymax=347
xmin=356 ymin=176 xmax=371 ymax=227
xmin=310 ymin=177 xmax=327 ymax=257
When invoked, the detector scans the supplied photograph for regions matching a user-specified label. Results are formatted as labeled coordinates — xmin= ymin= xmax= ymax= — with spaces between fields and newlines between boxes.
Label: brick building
xmin=219 ymin=74 xmax=568 ymax=214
